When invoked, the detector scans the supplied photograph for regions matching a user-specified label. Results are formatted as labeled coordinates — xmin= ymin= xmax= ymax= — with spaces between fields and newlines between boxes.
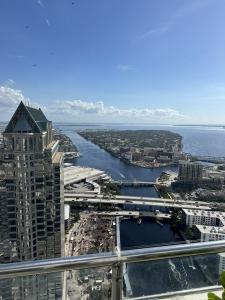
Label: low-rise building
xmin=205 ymin=170 xmax=225 ymax=186
xmin=121 ymin=151 xmax=132 ymax=162
xmin=132 ymin=152 xmax=143 ymax=161
xmin=157 ymin=155 xmax=171 ymax=163
xmin=219 ymin=253 xmax=225 ymax=274
xmin=182 ymin=209 xmax=225 ymax=227
xmin=143 ymin=156 xmax=156 ymax=162
xmin=183 ymin=208 xmax=225 ymax=246
xmin=195 ymin=225 xmax=225 ymax=242
xmin=120 ymin=147 xmax=130 ymax=155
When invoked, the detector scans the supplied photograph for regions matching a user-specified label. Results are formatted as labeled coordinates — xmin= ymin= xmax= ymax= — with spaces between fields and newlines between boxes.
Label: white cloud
xmin=173 ymin=0 xmax=212 ymax=19
xmin=116 ymin=65 xmax=134 ymax=71
xmin=45 ymin=18 xmax=50 ymax=26
xmin=37 ymin=0 xmax=44 ymax=8
xmin=0 ymin=85 xmax=46 ymax=116
xmin=138 ymin=26 xmax=169 ymax=40
xmin=0 ymin=85 xmax=28 ymax=112
xmin=138 ymin=0 xmax=213 ymax=41
xmin=0 ymin=84 xmax=185 ymax=123
xmin=5 ymin=79 xmax=15 ymax=86
xmin=8 ymin=54 xmax=25 ymax=59
xmin=52 ymin=99 xmax=184 ymax=122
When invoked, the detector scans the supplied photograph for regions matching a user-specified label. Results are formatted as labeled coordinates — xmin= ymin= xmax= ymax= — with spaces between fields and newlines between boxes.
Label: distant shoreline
xmin=173 ymin=124 xmax=225 ymax=129
xmin=55 ymin=123 xmax=102 ymax=127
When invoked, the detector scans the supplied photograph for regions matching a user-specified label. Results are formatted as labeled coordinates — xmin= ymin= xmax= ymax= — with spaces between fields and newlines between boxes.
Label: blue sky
xmin=0 ymin=0 xmax=225 ymax=123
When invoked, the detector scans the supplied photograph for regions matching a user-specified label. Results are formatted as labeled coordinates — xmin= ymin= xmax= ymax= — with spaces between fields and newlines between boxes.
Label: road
xmin=94 ymin=210 xmax=171 ymax=219
xmin=64 ymin=193 xmax=211 ymax=210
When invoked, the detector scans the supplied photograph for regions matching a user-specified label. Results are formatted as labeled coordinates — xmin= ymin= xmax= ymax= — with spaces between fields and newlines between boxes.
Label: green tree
xmin=208 ymin=271 xmax=225 ymax=300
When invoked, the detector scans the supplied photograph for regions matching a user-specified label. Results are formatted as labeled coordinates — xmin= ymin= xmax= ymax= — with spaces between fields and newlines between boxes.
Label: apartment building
xmin=178 ymin=161 xmax=203 ymax=183
xmin=195 ymin=225 xmax=225 ymax=242
xmin=182 ymin=209 xmax=224 ymax=227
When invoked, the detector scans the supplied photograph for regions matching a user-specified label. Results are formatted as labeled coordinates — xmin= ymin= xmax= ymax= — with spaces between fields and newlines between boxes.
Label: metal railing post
xmin=112 ymin=262 xmax=123 ymax=300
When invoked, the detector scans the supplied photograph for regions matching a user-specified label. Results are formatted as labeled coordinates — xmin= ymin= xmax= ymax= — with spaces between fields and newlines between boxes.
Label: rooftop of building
xmin=196 ymin=224 xmax=225 ymax=235
xmin=64 ymin=166 xmax=106 ymax=186
xmin=52 ymin=152 xmax=63 ymax=164
xmin=64 ymin=204 xmax=70 ymax=220
xmin=26 ymin=105 xmax=48 ymax=131
xmin=4 ymin=101 xmax=50 ymax=134
xmin=183 ymin=208 xmax=225 ymax=218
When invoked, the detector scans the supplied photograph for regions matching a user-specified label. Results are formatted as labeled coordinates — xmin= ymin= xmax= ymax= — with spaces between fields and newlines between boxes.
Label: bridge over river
xmin=64 ymin=193 xmax=211 ymax=210
xmin=94 ymin=210 xmax=171 ymax=219
xmin=113 ymin=180 xmax=157 ymax=187
xmin=192 ymin=155 xmax=225 ymax=164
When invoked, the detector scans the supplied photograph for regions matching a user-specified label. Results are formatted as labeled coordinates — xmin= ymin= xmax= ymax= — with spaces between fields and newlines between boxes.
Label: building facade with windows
xmin=0 ymin=102 xmax=64 ymax=299
xmin=178 ymin=161 xmax=203 ymax=183
xmin=195 ymin=225 xmax=225 ymax=242
xmin=182 ymin=209 xmax=225 ymax=227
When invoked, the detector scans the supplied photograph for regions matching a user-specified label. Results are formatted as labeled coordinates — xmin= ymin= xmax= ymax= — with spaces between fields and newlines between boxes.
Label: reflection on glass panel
xmin=124 ymin=254 xmax=220 ymax=298
xmin=0 ymin=267 xmax=112 ymax=300
xmin=66 ymin=267 xmax=112 ymax=300
xmin=0 ymin=272 xmax=62 ymax=300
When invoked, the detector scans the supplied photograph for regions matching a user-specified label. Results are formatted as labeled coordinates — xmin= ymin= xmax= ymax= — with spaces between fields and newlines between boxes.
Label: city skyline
xmin=0 ymin=0 xmax=225 ymax=124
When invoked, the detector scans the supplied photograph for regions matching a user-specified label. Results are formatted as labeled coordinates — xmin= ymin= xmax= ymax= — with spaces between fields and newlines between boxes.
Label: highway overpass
xmin=64 ymin=193 xmax=211 ymax=210
xmin=94 ymin=210 xmax=171 ymax=219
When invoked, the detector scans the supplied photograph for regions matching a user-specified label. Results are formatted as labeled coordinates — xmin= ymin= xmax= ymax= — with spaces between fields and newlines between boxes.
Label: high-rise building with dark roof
xmin=3 ymin=102 xmax=64 ymax=260
xmin=2 ymin=102 xmax=64 ymax=255
xmin=0 ymin=102 xmax=65 ymax=299
xmin=2 ymin=101 xmax=64 ymax=261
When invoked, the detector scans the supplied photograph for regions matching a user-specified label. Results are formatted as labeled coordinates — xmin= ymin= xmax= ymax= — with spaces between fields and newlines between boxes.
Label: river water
xmin=57 ymin=124 xmax=224 ymax=297
xmin=57 ymin=124 xmax=225 ymax=182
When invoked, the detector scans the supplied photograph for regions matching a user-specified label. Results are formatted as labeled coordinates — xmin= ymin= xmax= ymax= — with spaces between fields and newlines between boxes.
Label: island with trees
xmin=78 ymin=130 xmax=184 ymax=168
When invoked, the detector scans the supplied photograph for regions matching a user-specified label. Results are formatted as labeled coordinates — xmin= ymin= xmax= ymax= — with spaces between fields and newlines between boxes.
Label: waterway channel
xmin=57 ymin=124 xmax=224 ymax=297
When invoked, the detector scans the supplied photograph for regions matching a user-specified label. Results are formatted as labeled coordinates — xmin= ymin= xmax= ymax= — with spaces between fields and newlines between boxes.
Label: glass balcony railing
xmin=0 ymin=240 xmax=225 ymax=300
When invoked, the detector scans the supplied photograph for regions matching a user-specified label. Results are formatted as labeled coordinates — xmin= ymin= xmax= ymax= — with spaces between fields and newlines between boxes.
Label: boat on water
xmin=119 ymin=172 xmax=125 ymax=179
xmin=156 ymin=219 xmax=163 ymax=227
xmin=65 ymin=152 xmax=82 ymax=159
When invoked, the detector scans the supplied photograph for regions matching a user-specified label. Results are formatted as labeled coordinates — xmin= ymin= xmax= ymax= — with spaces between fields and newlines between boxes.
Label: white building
xmin=183 ymin=208 xmax=225 ymax=246
xmin=183 ymin=208 xmax=225 ymax=277
xmin=182 ymin=209 xmax=225 ymax=227
xmin=219 ymin=253 xmax=225 ymax=274
xmin=195 ymin=225 xmax=225 ymax=242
